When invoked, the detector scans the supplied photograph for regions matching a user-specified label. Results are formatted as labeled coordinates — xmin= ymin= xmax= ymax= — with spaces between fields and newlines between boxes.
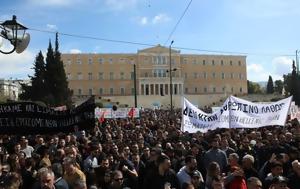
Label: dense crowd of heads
xmin=0 ymin=109 xmax=299 ymax=189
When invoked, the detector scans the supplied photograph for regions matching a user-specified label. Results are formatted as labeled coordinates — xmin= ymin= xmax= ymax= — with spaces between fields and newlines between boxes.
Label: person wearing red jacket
xmin=225 ymin=166 xmax=247 ymax=189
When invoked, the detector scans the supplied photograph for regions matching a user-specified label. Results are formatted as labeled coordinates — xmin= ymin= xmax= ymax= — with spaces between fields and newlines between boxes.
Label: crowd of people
xmin=0 ymin=109 xmax=299 ymax=189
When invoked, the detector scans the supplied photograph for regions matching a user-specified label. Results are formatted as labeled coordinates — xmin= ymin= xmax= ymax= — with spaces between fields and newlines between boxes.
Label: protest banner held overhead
xmin=0 ymin=97 xmax=95 ymax=134
xmin=182 ymin=96 xmax=292 ymax=133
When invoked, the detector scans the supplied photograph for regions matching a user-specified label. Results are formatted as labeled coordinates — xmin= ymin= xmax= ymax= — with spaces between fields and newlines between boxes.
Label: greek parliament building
xmin=61 ymin=45 xmax=247 ymax=108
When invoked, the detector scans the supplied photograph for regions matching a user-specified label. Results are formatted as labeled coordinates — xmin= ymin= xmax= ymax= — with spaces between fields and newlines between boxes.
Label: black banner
xmin=0 ymin=97 xmax=95 ymax=134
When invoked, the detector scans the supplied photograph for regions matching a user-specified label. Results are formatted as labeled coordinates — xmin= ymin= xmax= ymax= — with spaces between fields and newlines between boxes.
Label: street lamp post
xmin=169 ymin=40 xmax=174 ymax=114
xmin=133 ymin=64 xmax=137 ymax=108
xmin=0 ymin=15 xmax=30 ymax=54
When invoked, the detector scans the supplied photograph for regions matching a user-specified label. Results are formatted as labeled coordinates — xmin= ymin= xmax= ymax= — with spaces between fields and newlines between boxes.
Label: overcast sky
xmin=0 ymin=0 xmax=300 ymax=82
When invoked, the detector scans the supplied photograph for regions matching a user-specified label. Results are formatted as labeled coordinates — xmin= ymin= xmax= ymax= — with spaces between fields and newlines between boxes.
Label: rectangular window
xmin=88 ymin=58 xmax=93 ymax=65
xmin=130 ymin=59 xmax=134 ymax=64
xmin=131 ymin=72 xmax=134 ymax=80
xmin=222 ymin=87 xmax=225 ymax=92
xmin=158 ymin=70 xmax=162 ymax=77
xmin=194 ymin=73 xmax=197 ymax=78
xmin=240 ymin=87 xmax=243 ymax=92
xmin=212 ymin=72 xmax=216 ymax=78
xmin=78 ymin=89 xmax=82 ymax=95
xmin=162 ymin=57 xmax=166 ymax=64
xmin=110 ymin=72 xmax=114 ymax=80
xmin=121 ymin=88 xmax=125 ymax=95
xmin=109 ymin=58 xmax=113 ymax=64
xmin=153 ymin=56 xmax=157 ymax=64
xmin=144 ymin=57 xmax=148 ymax=63
xmin=89 ymin=89 xmax=93 ymax=95
xmin=77 ymin=58 xmax=82 ymax=64
xmin=213 ymin=87 xmax=216 ymax=93
xmin=110 ymin=88 xmax=114 ymax=95
xmin=230 ymin=60 xmax=233 ymax=66
xmin=120 ymin=72 xmax=124 ymax=80
xmin=194 ymin=87 xmax=197 ymax=93
xmin=157 ymin=56 xmax=161 ymax=64
xmin=99 ymin=72 xmax=104 ymax=80
xmin=238 ymin=61 xmax=241 ymax=66
xmin=204 ymin=87 xmax=207 ymax=93
xmin=171 ymin=58 xmax=175 ymax=64
xmin=184 ymin=73 xmax=188 ymax=79
xmin=203 ymin=72 xmax=207 ymax=79
xmin=99 ymin=58 xmax=104 ymax=64
xmin=239 ymin=73 xmax=242 ymax=79
xmin=185 ymin=88 xmax=188 ymax=94
xmin=88 ymin=73 xmax=92 ymax=80
xmin=231 ymin=73 xmax=234 ymax=79
xmin=183 ymin=59 xmax=187 ymax=64
xmin=221 ymin=60 xmax=224 ymax=66
xmin=131 ymin=88 xmax=135 ymax=95
xmin=212 ymin=60 xmax=215 ymax=66
xmin=222 ymin=73 xmax=225 ymax=79
xmin=77 ymin=72 xmax=83 ymax=80
xmin=193 ymin=59 xmax=197 ymax=64
xmin=203 ymin=60 xmax=206 ymax=65
xmin=99 ymin=88 xmax=103 ymax=95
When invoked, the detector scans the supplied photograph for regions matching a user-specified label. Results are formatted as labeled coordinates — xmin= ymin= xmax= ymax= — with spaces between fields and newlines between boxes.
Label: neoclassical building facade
xmin=62 ymin=45 xmax=247 ymax=108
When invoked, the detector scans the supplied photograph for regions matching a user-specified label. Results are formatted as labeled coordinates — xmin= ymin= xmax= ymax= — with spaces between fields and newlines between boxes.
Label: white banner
xmin=95 ymin=108 xmax=140 ymax=118
xmin=182 ymin=96 xmax=292 ymax=133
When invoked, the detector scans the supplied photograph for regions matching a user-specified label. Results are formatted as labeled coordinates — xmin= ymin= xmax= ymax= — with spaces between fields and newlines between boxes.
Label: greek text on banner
xmin=181 ymin=96 xmax=292 ymax=133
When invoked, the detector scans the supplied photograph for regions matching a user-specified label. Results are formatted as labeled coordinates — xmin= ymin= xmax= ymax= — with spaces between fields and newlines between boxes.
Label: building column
xmin=139 ymin=83 xmax=141 ymax=95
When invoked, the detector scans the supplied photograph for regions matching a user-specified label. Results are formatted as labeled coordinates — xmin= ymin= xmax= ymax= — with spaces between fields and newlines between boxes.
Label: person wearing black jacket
xmin=131 ymin=153 xmax=146 ymax=189
xmin=143 ymin=154 xmax=179 ymax=189
xmin=288 ymin=160 xmax=300 ymax=189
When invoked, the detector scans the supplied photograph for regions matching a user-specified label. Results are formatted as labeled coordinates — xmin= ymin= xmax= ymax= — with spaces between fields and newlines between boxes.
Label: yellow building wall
xmin=62 ymin=45 xmax=247 ymax=107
